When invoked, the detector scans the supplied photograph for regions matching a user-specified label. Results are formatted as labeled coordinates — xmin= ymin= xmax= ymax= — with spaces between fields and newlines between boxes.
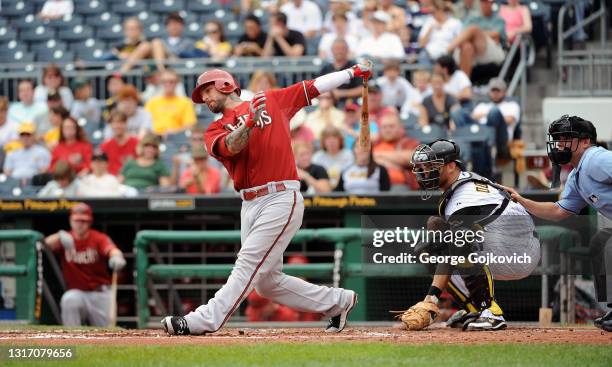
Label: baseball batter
xmin=161 ymin=64 xmax=371 ymax=335
xmin=44 ymin=203 xmax=126 ymax=326
xmin=396 ymin=139 xmax=540 ymax=331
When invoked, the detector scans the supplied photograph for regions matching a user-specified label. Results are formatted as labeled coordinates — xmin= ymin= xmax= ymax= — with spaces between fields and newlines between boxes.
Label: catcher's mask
xmin=411 ymin=139 xmax=461 ymax=199
xmin=546 ymin=114 xmax=596 ymax=165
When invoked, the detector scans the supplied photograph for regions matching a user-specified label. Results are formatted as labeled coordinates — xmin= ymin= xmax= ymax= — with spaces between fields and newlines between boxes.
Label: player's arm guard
xmin=393 ymin=300 xmax=440 ymax=330
xmin=313 ymin=62 xmax=372 ymax=93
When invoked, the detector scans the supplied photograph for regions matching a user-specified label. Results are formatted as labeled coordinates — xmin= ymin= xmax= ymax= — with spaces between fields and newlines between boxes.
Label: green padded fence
xmin=0 ymin=230 xmax=42 ymax=323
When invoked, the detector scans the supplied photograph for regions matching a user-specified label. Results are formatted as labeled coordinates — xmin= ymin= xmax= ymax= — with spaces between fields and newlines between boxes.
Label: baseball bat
xmin=359 ymin=60 xmax=373 ymax=150
xmin=109 ymin=271 xmax=118 ymax=328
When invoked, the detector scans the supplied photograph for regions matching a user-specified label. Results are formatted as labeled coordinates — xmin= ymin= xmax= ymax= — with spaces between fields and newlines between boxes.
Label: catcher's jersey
xmin=205 ymin=80 xmax=319 ymax=191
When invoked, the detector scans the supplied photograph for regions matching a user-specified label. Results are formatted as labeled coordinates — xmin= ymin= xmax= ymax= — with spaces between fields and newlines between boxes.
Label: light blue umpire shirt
xmin=556 ymin=146 xmax=612 ymax=219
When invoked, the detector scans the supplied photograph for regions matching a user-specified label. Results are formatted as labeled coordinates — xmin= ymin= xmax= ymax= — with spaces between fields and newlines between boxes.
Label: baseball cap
xmin=70 ymin=202 xmax=93 ymax=222
xmin=344 ymin=102 xmax=359 ymax=112
xmin=18 ymin=122 xmax=36 ymax=135
xmin=70 ymin=77 xmax=89 ymax=91
xmin=488 ymin=78 xmax=507 ymax=91
xmin=371 ymin=11 xmax=391 ymax=24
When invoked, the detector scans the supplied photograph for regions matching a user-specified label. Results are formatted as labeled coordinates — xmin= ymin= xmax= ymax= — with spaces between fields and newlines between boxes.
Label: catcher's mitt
xmin=393 ymin=301 xmax=440 ymax=330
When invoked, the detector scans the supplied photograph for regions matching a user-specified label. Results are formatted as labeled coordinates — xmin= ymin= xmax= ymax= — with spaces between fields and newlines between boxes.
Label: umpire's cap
xmin=191 ymin=69 xmax=241 ymax=104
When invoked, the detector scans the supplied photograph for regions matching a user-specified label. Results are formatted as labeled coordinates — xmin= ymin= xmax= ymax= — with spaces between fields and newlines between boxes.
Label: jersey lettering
xmin=474 ymin=182 xmax=490 ymax=193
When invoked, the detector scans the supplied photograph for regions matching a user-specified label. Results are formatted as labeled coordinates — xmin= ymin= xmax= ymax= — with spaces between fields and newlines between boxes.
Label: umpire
xmin=504 ymin=115 xmax=612 ymax=332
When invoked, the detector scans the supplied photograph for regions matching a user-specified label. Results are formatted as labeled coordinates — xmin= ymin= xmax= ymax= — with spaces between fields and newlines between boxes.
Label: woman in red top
xmin=179 ymin=145 xmax=221 ymax=194
xmin=51 ymin=117 xmax=93 ymax=175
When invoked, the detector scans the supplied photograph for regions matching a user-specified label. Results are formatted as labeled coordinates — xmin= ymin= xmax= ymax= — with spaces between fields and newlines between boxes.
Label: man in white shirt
xmin=3 ymin=122 xmax=51 ymax=181
xmin=318 ymin=12 xmax=358 ymax=61
xmin=8 ymin=80 xmax=48 ymax=127
xmin=357 ymin=11 xmax=405 ymax=60
xmin=39 ymin=0 xmax=73 ymax=20
xmin=77 ymin=152 xmax=126 ymax=197
xmin=280 ymin=0 xmax=323 ymax=39
xmin=376 ymin=61 xmax=422 ymax=115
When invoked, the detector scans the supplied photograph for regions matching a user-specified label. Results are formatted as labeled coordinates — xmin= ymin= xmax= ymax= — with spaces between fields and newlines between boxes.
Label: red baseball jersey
xmin=205 ymin=80 xmax=320 ymax=191
xmin=57 ymin=229 xmax=117 ymax=291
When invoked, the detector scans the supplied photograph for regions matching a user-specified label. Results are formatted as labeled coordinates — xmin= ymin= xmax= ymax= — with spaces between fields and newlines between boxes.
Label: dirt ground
xmin=0 ymin=325 xmax=610 ymax=346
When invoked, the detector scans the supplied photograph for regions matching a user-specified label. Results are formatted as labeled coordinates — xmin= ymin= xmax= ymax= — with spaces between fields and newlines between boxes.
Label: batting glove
xmin=350 ymin=62 xmax=372 ymax=79
xmin=108 ymin=253 xmax=126 ymax=271
xmin=246 ymin=92 xmax=267 ymax=128
xmin=58 ymin=230 xmax=75 ymax=251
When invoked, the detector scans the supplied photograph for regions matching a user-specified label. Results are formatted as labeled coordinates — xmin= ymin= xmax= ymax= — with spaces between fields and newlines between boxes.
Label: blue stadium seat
xmin=225 ymin=21 xmax=243 ymax=40
xmin=1 ymin=1 xmax=35 ymax=17
xmin=30 ymin=39 xmax=68 ymax=53
xmin=74 ymin=0 xmax=108 ymax=16
xmin=187 ymin=0 xmax=222 ymax=14
xmin=406 ymin=124 xmax=447 ymax=143
xmin=452 ymin=137 xmax=473 ymax=164
xmin=111 ymin=1 xmax=147 ymax=16
xmin=0 ymin=27 xmax=17 ymax=43
xmin=21 ymin=26 xmax=56 ymax=43
xmin=75 ymin=47 xmax=106 ymax=62
xmin=144 ymin=23 xmax=165 ymax=39
xmin=202 ymin=9 xmax=235 ymax=24
xmin=136 ymin=12 xmax=161 ymax=27
xmin=451 ymin=125 xmax=496 ymax=146
xmin=68 ymin=38 xmax=106 ymax=52
xmin=36 ymin=49 xmax=75 ymax=63
xmin=149 ymin=0 xmax=185 ymax=14
xmin=86 ymin=12 xmax=122 ymax=28
xmin=96 ymin=24 xmax=124 ymax=43
xmin=48 ymin=15 xmax=84 ymax=30
xmin=0 ymin=40 xmax=27 ymax=53
xmin=11 ymin=14 xmax=46 ymax=30
xmin=58 ymin=25 xmax=95 ymax=42
xmin=0 ymin=50 xmax=35 ymax=63
xmin=183 ymin=21 xmax=203 ymax=39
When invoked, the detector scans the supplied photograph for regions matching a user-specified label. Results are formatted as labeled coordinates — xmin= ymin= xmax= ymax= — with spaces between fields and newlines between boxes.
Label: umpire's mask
xmin=546 ymin=115 xmax=597 ymax=165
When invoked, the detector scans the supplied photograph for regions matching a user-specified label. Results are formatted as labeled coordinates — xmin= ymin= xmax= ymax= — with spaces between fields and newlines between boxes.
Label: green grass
xmin=1 ymin=343 xmax=611 ymax=367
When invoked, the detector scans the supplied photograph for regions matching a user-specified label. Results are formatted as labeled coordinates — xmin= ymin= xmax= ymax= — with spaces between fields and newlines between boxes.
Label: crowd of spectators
xmin=0 ymin=0 xmax=546 ymax=196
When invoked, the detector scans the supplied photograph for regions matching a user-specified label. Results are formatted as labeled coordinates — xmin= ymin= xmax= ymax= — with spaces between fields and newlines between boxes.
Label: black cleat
xmin=594 ymin=310 xmax=612 ymax=332
xmin=325 ymin=291 xmax=357 ymax=333
xmin=161 ymin=316 xmax=191 ymax=335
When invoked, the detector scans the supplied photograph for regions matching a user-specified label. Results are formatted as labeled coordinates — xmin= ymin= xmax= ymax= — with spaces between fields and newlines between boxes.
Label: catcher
xmin=396 ymin=139 xmax=540 ymax=331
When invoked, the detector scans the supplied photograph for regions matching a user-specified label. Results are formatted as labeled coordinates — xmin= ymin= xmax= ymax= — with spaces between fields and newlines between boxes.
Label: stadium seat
xmin=36 ymin=49 xmax=75 ymax=63
xmin=451 ymin=125 xmax=496 ymax=147
xmin=48 ymin=15 xmax=84 ymax=30
xmin=1 ymin=1 xmax=35 ymax=17
xmin=75 ymin=47 xmax=107 ymax=62
xmin=452 ymin=137 xmax=474 ymax=164
xmin=86 ymin=12 xmax=122 ymax=29
xmin=183 ymin=22 xmax=203 ymax=39
xmin=0 ymin=27 xmax=17 ymax=43
xmin=68 ymin=38 xmax=106 ymax=52
xmin=0 ymin=40 xmax=27 ymax=54
xmin=149 ymin=0 xmax=185 ymax=14
xmin=187 ymin=0 xmax=223 ymax=14
xmin=406 ymin=124 xmax=447 ymax=143
xmin=21 ymin=26 xmax=56 ymax=43
xmin=11 ymin=14 xmax=46 ymax=30
xmin=0 ymin=50 xmax=35 ymax=63
xmin=111 ymin=1 xmax=147 ymax=16
xmin=30 ymin=40 xmax=68 ymax=54
xmin=74 ymin=0 xmax=108 ymax=16
xmin=96 ymin=24 xmax=124 ymax=43
xmin=58 ymin=25 xmax=95 ymax=42
xmin=144 ymin=23 xmax=165 ymax=39
xmin=136 ymin=12 xmax=161 ymax=27
xmin=202 ymin=9 xmax=235 ymax=24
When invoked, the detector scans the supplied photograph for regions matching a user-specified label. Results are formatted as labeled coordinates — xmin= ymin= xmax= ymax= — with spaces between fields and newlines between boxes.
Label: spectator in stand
xmin=322 ymin=0 xmax=359 ymax=36
xmin=170 ymin=126 xmax=214 ymax=184
xmin=367 ymin=84 xmax=396 ymax=126
xmin=412 ymin=70 xmax=433 ymax=100
xmin=148 ymin=12 xmax=195 ymax=71
xmin=318 ymin=13 xmax=358 ymax=62
xmin=3 ymin=122 xmax=51 ymax=181
xmin=312 ymin=126 xmax=354 ymax=188
xmin=101 ymin=73 xmax=125 ymax=124
xmin=453 ymin=0 xmax=481 ymax=21
xmin=145 ymin=69 xmax=196 ymax=135
xmin=192 ymin=21 xmax=233 ymax=60
xmin=36 ymin=92 xmax=64 ymax=137
xmin=434 ymin=55 xmax=473 ymax=103
xmin=141 ymin=65 xmax=186 ymax=103
xmin=294 ymin=141 xmax=332 ymax=194
xmin=341 ymin=102 xmax=379 ymax=150
xmin=38 ymin=160 xmax=79 ymax=197
xmin=51 ymin=117 xmax=92 ymax=175
xmin=335 ymin=143 xmax=390 ymax=193
xmin=104 ymin=85 xmax=153 ymax=140
xmin=356 ymin=0 xmax=378 ymax=39
xmin=119 ymin=133 xmax=171 ymax=191
xmin=357 ymin=11 xmax=405 ymax=60
xmin=43 ymin=203 xmax=126 ymax=326
xmin=418 ymin=72 xmax=460 ymax=130
xmin=77 ymin=151 xmax=129 ymax=197
xmin=234 ymin=14 xmax=268 ymax=57
xmin=289 ymin=109 xmax=314 ymax=145
xmin=418 ymin=0 xmax=462 ymax=63
xmin=262 ymin=12 xmax=306 ymax=57
xmin=107 ymin=18 xmax=150 ymax=68
xmin=304 ymin=92 xmax=345 ymax=141
xmin=318 ymin=38 xmax=362 ymax=104
xmin=373 ymin=112 xmax=421 ymax=191
xmin=378 ymin=0 xmax=406 ymax=34
xmin=38 ymin=0 xmax=73 ymax=20
xmin=245 ymin=290 xmax=299 ymax=322
xmin=446 ymin=0 xmax=506 ymax=77
xmin=70 ymin=78 xmax=101 ymax=129
xmin=34 ymin=65 xmax=73 ymax=109
xmin=499 ymin=0 xmax=532 ymax=44
xmin=280 ymin=0 xmax=323 ymax=39
xmin=179 ymin=145 xmax=222 ymax=195
xmin=0 ymin=97 xmax=18 ymax=152
xmin=241 ymin=70 xmax=278 ymax=101
xmin=9 ymin=80 xmax=48 ymax=129
xmin=100 ymin=111 xmax=139 ymax=176
xmin=376 ymin=60 xmax=422 ymax=116
xmin=44 ymin=106 xmax=70 ymax=150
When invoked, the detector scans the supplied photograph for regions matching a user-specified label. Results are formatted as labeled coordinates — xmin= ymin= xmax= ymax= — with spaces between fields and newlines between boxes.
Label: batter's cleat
xmin=161 ymin=316 xmax=191 ymax=335
xmin=464 ymin=309 xmax=507 ymax=331
xmin=594 ymin=310 xmax=612 ymax=332
xmin=325 ymin=291 xmax=357 ymax=333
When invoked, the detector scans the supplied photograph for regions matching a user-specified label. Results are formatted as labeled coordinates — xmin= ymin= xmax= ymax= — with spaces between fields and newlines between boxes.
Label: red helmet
xmin=70 ymin=202 xmax=93 ymax=222
xmin=191 ymin=69 xmax=241 ymax=104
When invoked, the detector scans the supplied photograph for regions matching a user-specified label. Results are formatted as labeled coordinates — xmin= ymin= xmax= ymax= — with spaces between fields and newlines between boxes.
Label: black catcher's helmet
xmin=411 ymin=139 xmax=461 ymax=192
xmin=546 ymin=115 xmax=597 ymax=165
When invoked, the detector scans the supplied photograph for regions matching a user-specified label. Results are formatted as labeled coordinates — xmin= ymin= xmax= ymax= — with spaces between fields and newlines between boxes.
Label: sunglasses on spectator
xmin=206 ymin=29 xmax=219 ymax=34
xmin=19 ymin=133 xmax=33 ymax=137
